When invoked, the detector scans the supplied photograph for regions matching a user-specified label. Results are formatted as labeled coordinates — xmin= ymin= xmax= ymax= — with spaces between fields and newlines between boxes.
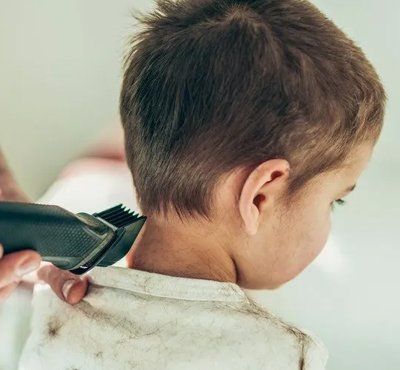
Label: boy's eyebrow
xmin=346 ymin=184 xmax=357 ymax=193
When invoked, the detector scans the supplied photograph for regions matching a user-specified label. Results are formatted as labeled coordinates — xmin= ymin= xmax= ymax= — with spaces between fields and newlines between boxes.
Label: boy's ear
xmin=238 ymin=159 xmax=290 ymax=236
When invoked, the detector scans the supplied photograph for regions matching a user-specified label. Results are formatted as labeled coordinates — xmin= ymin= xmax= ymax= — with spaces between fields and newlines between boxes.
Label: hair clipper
xmin=0 ymin=201 xmax=146 ymax=275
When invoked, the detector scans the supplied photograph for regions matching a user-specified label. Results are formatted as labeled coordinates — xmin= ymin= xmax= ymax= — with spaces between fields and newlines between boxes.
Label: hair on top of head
xmin=120 ymin=0 xmax=386 ymax=221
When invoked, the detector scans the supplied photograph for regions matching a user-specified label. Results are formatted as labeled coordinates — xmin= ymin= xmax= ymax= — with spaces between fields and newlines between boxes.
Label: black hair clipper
xmin=0 ymin=202 xmax=146 ymax=274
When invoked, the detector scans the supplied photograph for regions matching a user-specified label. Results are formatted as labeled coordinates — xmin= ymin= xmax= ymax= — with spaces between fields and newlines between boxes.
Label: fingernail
xmin=16 ymin=259 xmax=41 ymax=277
xmin=62 ymin=280 xmax=77 ymax=300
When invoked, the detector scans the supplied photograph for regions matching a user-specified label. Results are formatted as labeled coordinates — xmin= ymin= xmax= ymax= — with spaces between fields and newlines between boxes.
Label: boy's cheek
xmin=242 ymin=206 xmax=331 ymax=288
xmin=304 ymin=215 xmax=331 ymax=267
xmin=285 ymin=214 xmax=331 ymax=280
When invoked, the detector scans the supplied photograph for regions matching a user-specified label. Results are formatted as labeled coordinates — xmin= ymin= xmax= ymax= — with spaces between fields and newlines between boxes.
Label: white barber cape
xmin=19 ymin=266 xmax=328 ymax=370
xmin=9 ymin=159 xmax=328 ymax=369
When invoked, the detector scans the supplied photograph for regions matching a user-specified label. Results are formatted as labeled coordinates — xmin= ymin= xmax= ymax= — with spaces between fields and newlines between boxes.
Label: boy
xmin=15 ymin=0 xmax=386 ymax=368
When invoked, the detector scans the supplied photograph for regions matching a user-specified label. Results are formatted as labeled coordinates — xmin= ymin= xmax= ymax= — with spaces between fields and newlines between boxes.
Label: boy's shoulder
xmin=19 ymin=269 xmax=328 ymax=370
xmin=231 ymin=297 xmax=329 ymax=370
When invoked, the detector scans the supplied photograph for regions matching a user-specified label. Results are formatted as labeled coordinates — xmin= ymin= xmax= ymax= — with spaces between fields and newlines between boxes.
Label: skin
xmin=129 ymin=143 xmax=373 ymax=289
xmin=0 ymin=125 xmax=124 ymax=304
xmin=0 ymin=141 xmax=373 ymax=303
xmin=0 ymin=149 xmax=88 ymax=304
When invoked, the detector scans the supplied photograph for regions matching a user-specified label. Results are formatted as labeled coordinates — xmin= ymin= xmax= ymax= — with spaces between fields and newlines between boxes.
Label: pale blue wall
xmin=0 ymin=0 xmax=153 ymax=198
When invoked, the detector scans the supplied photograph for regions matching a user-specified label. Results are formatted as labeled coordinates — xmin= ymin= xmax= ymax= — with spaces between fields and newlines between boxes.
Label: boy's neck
xmin=126 ymin=215 xmax=238 ymax=284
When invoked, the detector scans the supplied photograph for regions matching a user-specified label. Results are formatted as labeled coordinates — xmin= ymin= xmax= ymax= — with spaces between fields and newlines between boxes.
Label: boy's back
xmin=19 ymin=267 xmax=328 ymax=370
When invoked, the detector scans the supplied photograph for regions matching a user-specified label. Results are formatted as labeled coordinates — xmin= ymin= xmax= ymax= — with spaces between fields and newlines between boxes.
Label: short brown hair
xmin=120 ymin=0 xmax=386 ymax=220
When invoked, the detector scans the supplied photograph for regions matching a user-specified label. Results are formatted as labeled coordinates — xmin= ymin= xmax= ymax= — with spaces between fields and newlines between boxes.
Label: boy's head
xmin=120 ymin=0 xmax=386 ymax=289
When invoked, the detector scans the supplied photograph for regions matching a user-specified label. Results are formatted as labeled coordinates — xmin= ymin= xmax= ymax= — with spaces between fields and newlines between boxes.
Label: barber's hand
xmin=36 ymin=263 xmax=89 ymax=305
xmin=0 ymin=149 xmax=89 ymax=305
xmin=0 ymin=244 xmax=89 ymax=305
xmin=0 ymin=150 xmax=41 ymax=302
xmin=0 ymin=244 xmax=41 ymax=302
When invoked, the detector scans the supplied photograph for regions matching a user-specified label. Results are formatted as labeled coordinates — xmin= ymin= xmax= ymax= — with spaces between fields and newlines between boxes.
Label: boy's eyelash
xmin=331 ymin=198 xmax=346 ymax=211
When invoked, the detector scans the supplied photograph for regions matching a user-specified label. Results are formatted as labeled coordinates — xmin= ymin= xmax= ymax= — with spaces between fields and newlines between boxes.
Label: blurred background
xmin=0 ymin=1 xmax=399 ymax=369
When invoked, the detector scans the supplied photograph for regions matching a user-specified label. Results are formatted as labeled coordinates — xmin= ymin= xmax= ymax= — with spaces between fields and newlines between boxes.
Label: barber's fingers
xmin=0 ymin=245 xmax=42 ymax=289
xmin=0 ymin=282 xmax=19 ymax=302
xmin=37 ymin=264 xmax=89 ymax=305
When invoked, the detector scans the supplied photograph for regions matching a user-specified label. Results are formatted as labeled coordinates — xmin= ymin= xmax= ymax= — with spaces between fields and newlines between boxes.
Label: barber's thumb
xmin=62 ymin=278 xmax=89 ymax=304
xmin=37 ymin=264 xmax=89 ymax=305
